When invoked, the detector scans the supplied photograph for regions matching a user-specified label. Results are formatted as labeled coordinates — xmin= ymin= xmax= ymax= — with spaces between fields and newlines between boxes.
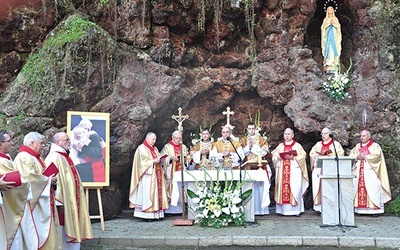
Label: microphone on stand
xmin=329 ymin=134 xmax=338 ymax=160
xmin=330 ymin=132 xmax=343 ymax=229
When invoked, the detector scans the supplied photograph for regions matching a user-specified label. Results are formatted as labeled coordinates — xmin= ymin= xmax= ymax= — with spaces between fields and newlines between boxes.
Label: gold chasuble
xmin=45 ymin=144 xmax=93 ymax=244
xmin=0 ymin=153 xmax=35 ymax=249
xmin=239 ymin=134 xmax=269 ymax=163
xmin=190 ymin=139 xmax=213 ymax=169
xmin=350 ymin=140 xmax=391 ymax=213
xmin=309 ymin=139 xmax=344 ymax=209
xmin=211 ymin=139 xmax=243 ymax=168
xmin=14 ymin=146 xmax=62 ymax=250
xmin=160 ymin=141 xmax=188 ymax=198
xmin=271 ymin=141 xmax=308 ymax=207
xmin=129 ymin=140 xmax=169 ymax=218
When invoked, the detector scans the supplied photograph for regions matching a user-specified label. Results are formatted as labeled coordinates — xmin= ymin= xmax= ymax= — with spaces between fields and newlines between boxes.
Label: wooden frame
xmin=67 ymin=111 xmax=110 ymax=187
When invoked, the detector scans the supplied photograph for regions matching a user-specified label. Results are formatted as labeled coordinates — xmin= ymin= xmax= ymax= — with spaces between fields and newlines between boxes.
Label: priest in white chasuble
xmin=271 ymin=128 xmax=308 ymax=216
xmin=13 ymin=132 xmax=62 ymax=250
xmin=160 ymin=130 xmax=188 ymax=214
xmin=129 ymin=132 xmax=169 ymax=220
xmin=210 ymin=126 xmax=244 ymax=169
xmin=349 ymin=130 xmax=391 ymax=215
xmin=45 ymin=132 xmax=93 ymax=249
xmin=309 ymin=127 xmax=344 ymax=212
xmin=0 ymin=130 xmax=38 ymax=250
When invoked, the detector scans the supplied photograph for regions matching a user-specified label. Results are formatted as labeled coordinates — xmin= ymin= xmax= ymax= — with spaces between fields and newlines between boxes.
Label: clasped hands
xmin=357 ymin=153 xmax=366 ymax=161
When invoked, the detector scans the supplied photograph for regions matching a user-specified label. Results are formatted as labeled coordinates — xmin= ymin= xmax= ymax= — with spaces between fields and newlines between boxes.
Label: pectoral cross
xmin=222 ymin=106 xmax=235 ymax=129
xmin=172 ymin=107 xmax=189 ymax=132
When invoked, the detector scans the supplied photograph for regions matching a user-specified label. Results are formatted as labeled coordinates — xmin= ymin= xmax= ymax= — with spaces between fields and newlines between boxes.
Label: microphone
xmin=226 ymin=137 xmax=231 ymax=141
xmin=329 ymin=134 xmax=334 ymax=138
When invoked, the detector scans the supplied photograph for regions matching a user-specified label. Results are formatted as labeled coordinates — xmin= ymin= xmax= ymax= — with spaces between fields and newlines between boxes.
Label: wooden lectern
xmin=317 ymin=156 xmax=356 ymax=226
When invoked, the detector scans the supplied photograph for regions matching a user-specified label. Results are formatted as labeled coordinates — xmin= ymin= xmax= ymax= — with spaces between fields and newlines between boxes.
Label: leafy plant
xmin=186 ymin=169 xmax=252 ymax=228
xmin=385 ymin=197 xmax=400 ymax=216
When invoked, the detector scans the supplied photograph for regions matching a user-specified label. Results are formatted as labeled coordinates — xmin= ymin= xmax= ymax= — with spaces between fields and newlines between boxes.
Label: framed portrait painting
xmin=67 ymin=111 xmax=110 ymax=187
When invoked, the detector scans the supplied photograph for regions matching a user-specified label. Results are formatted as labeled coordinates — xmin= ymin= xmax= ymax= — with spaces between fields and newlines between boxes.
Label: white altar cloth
xmin=171 ymin=169 xmax=271 ymax=222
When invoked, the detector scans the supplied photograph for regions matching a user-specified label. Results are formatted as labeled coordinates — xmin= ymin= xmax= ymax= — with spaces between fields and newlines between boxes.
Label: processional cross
xmin=171 ymin=107 xmax=193 ymax=225
xmin=222 ymin=106 xmax=235 ymax=129
xmin=172 ymin=107 xmax=189 ymax=132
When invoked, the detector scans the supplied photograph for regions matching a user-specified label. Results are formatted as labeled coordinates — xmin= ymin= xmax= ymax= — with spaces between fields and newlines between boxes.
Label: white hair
xmin=172 ymin=131 xmax=181 ymax=137
xmin=78 ymin=118 xmax=93 ymax=130
xmin=23 ymin=132 xmax=45 ymax=146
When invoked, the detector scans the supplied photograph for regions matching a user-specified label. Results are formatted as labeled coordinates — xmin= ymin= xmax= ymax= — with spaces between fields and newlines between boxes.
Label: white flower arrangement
xmin=321 ymin=59 xmax=352 ymax=102
xmin=186 ymin=169 xmax=252 ymax=228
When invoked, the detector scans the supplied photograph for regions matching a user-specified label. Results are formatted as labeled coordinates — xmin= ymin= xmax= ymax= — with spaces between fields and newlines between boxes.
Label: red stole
xmin=168 ymin=140 xmax=182 ymax=171
xmin=281 ymin=140 xmax=296 ymax=204
xmin=0 ymin=152 xmax=11 ymax=160
xmin=56 ymin=151 xmax=81 ymax=225
xmin=142 ymin=140 xmax=166 ymax=210
xmin=357 ymin=140 xmax=374 ymax=208
xmin=143 ymin=140 xmax=157 ymax=159
xmin=321 ymin=139 xmax=333 ymax=154
xmin=19 ymin=145 xmax=56 ymax=215
xmin=19 ymin=145 xmax=46 ymax=169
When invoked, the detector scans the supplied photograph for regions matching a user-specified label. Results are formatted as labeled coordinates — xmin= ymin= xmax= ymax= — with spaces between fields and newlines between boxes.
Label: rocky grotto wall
xmin=0 ymin=0 xmax=399 ymax=218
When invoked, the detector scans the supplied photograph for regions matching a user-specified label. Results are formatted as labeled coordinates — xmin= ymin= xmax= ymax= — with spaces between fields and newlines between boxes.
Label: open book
xmin=159 ymin=154 xmax=168 ymax=160
xmin=279 ymin=150 xmax=297 ymax=159
xmin=317 ymin=149 xmax=332 ymax=155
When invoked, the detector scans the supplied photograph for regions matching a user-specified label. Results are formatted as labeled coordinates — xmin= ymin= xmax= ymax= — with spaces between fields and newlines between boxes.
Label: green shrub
xmin=385 ymin=197 xmax=400 ymax=216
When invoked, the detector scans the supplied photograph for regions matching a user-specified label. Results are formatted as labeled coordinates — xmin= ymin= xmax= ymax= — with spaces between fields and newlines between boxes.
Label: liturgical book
xmin=279 ymin=150 xmax=298 ymax=159
xmin=43 ymin=162 xmax=59 ymax=177
xmin=0 ymin=170 xmax=22 ymax=187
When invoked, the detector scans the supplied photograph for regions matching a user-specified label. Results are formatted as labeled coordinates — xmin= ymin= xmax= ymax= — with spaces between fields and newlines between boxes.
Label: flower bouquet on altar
xmin=321 ymin=59 xmax=352 ymax=102
xmin=186 ymin=169 xmax=252 ymax=228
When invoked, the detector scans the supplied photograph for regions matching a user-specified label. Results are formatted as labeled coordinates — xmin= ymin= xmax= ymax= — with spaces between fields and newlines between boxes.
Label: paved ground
xmin=82 ymin=209 xmax=400 ymax=250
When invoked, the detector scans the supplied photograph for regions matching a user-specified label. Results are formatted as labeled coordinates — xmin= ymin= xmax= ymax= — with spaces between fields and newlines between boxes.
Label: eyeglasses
xmin=0 ymin=139 xmax=11 ymax=143
xmin=61 ymin=138 xmax=70 ymax=142
xmin=35 ymin=141 xmax=46 ymax=147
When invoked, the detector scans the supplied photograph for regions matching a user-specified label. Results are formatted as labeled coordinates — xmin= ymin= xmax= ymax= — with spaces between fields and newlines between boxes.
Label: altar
xmin=171 ymin=169 xmax=271 ymax=222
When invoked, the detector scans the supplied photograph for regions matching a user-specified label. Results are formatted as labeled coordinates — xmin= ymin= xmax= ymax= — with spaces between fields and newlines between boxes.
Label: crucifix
xmin=172 ymin=107 xmax=189 ymax=132
xmin=171 ymin=107 xmax=193 ymax=226
xmin=222 ymin=106 xmax=235 ymax=129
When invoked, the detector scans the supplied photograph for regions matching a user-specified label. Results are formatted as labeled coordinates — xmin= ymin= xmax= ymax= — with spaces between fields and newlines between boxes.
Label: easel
xmin=171 ymin=107 xmax=194 ymax=226
xmin=85 ymin=186 xmax=105 ymax=231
